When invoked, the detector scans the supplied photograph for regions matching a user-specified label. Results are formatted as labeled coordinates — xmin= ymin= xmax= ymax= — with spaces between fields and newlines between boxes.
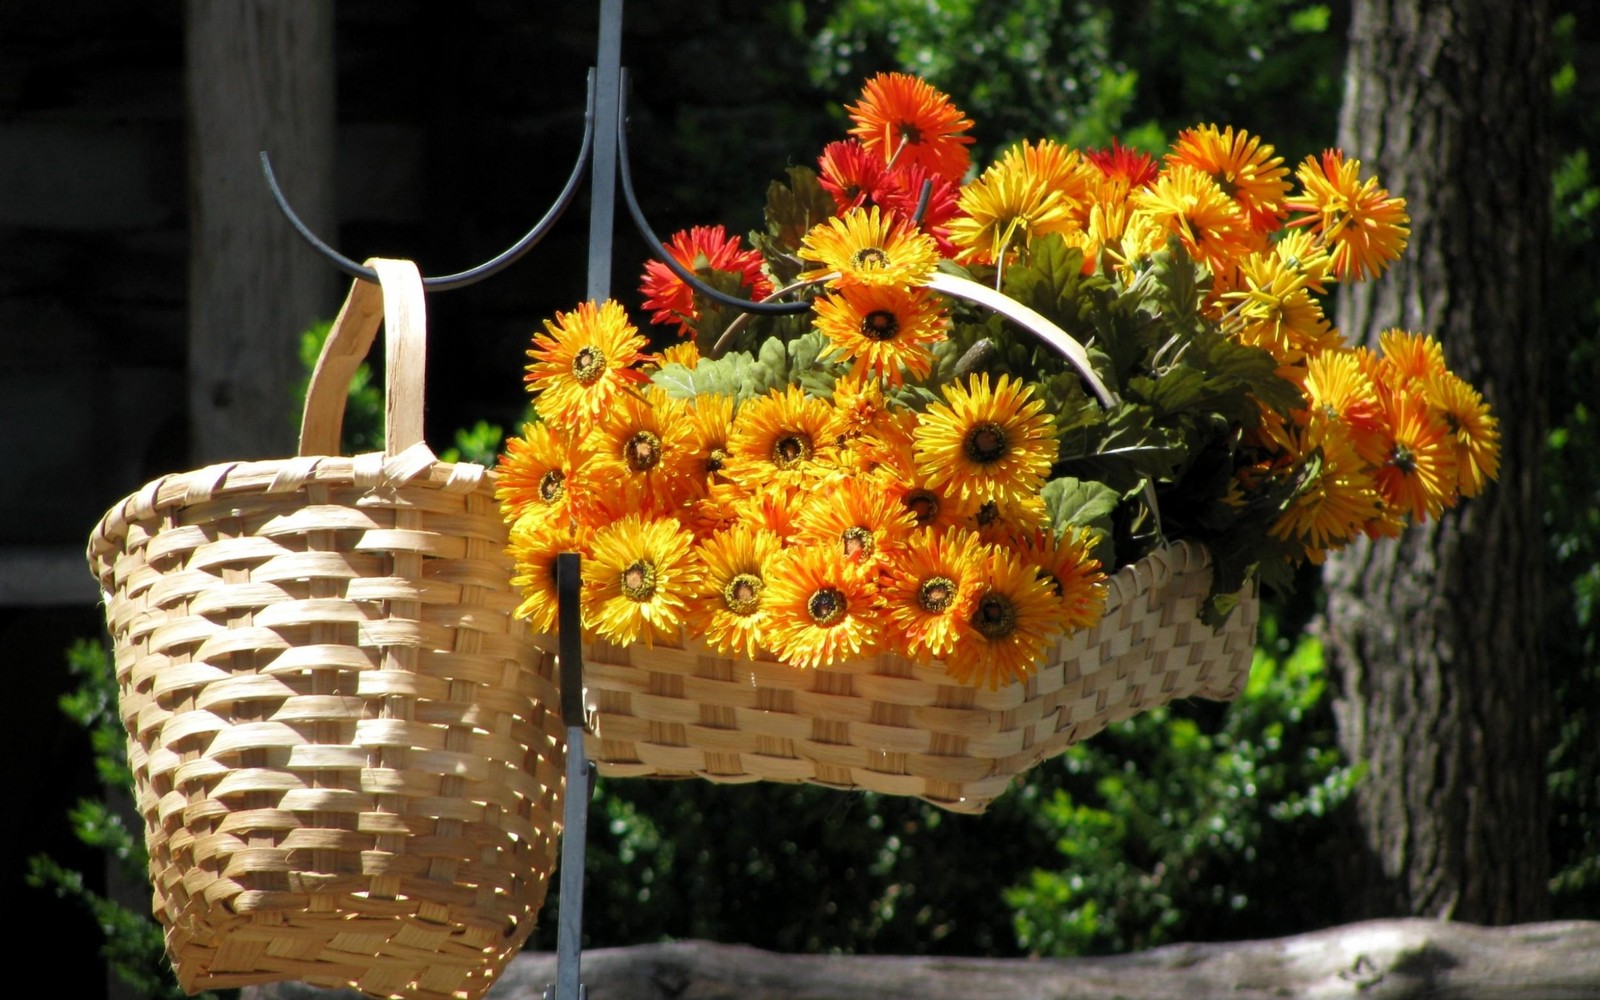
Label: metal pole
xmin=586 ymin=0 xmax=624 ymax=303
xmin=552 ymin=552 xmax=591 ymax=1000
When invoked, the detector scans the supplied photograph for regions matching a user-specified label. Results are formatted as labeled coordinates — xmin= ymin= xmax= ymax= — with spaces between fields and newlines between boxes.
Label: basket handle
xmin=298 ymin=257 xmax=428 ymax=458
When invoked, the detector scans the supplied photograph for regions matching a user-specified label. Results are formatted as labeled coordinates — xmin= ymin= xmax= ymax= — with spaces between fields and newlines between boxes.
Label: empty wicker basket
xmin=556 ymin=539 xmax=1256 ymax=814
xmin=86 ymin=260 xmax=565 ymax=999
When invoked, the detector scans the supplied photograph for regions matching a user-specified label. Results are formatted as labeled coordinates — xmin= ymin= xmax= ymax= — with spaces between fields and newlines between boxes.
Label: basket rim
xmin=86 ymin=446 xmax=498 ymax=584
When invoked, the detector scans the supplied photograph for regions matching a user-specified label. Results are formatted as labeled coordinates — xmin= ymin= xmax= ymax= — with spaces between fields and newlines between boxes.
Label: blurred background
xmin=1 ymin=2 xmax=1593 ymax=998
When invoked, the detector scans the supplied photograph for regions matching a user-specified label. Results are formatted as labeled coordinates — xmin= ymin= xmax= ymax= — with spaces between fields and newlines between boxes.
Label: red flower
xmin=1086 ymin=138 xmax=1159 ymax=192
xmin=639 ymin=225 xmax=774 ymax=335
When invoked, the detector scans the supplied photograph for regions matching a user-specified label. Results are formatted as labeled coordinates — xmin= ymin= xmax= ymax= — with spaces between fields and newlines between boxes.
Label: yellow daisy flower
xmin=524 ymin=299 xmax=651 ymax=433
xmin=798 ymin=205 xmax=941 ymax=288
xmin=881 ymin=526 xmax=984 ymax=663
xmin=812 ymin=283 xmax=948 ymax=387
xmin=947 ymin=544 xmax=1063 ymax=689
xmin=1424 ymin=369 xmax=1500 ymax=498
xmin=1270 ymin=418 xmax=1383 ymax=561
xmin=762 ymin=544 xmax=885 ymax=669
xmin=724 ymin=385 xmax=844 ymax=491
xmin=914 ymin=373 xmax=1057 ymax=506
xmin=1130 ymin=163 xmax=1255 ymax=276
xmin=687 ymin=524 xmax=783 ymax=659
xmin=582 ymin=513 xmax=701 ymax=647
xmin=793 ymin=473 xmax=919 ymax=572
xmin=495 ymin=420 xmax=578 ymax=529
xmin=572 ymin=385 xmax=698 ymax=519
xmin=947 ymin=148 xmax=1077 ymax=266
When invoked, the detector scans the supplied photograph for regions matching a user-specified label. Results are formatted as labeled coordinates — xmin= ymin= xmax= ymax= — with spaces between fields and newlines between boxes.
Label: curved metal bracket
xmin=263 ymin=71 xmax=598 ymax=292
xmin=616 ymin=69 xmax=813 ymax=316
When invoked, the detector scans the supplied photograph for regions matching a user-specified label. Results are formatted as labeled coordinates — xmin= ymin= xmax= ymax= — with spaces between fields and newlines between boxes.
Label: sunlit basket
xmin=86 ymin=260 xmax=565 ymax=999
xmin=553 ymin=539 xmax=1256 ymax=814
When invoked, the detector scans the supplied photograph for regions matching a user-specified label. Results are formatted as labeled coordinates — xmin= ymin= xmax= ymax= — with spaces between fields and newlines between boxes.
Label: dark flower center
xmin=851 ymin=247 xmax=890 ymax=271
xmin=706 ymin=447 xmax=730 ymax=474
xmin=965 ymin=421 xmax=1009 ymax=464
xmin=572 ymin=345 xmax=607 ymax=384
xmin=620 ymin=559 xmax=657 ymax=602
xmin=972 ymin=593 xmax=1018 ymax=639
xmin=897 ymin=121 xmax=924 ymax=145
xmin=722 ymin=572 xmax=763 ymax=615
xmin=626 ymin=431 xmax=661 ymax=472
xmin=1391 ymin=443 xmax=1417 ymax=475
xmin=538 ymin=469 xmax=565 ymax=503
xmin=772 ymin=432 xmax=814 ymax=469
xmin=840 ymin=526 xmax=875 ymax=560
xmin=807 ymin=587 xmax=848 ymax=626
xmin=918 ymin=576 xmax=957 ymax=614
xmin=974 ymin=500 xmax=1001 ymax=528
xmin=904 ymin=489 xmax=940 ymax=526
xmin=861 ymin=309 xmax=900 ymax=341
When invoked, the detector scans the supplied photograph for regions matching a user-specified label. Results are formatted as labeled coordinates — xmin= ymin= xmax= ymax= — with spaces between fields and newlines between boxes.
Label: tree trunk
xmin=241 ymin=920 xmax=1600 ymax=1000
xmin=1323 ymin=0 xmax=1554 ymax=922
xmin=186 ymin=0 xmax=335 ymax=463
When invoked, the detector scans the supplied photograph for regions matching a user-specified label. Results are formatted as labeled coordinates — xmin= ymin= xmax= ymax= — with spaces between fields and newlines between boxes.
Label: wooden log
xmin=243 ymin=919 xmax=1600 ymax=1000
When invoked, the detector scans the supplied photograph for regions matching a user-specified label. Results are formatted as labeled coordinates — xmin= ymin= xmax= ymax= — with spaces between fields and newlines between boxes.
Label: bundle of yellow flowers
xmin=498 ymin=72 xmax=1498 ymax=691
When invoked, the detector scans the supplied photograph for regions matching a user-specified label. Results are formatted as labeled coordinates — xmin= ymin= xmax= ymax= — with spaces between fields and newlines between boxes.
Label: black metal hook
xmin=616 ymin=69 xmax=814 ymax=316
xmin=262 ymin=70 xmax=598 ymax=292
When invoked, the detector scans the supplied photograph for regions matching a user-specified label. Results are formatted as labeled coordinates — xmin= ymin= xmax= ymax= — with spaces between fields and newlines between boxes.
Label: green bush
xmin=1005 ymin=622 xmax=1358 ymax=955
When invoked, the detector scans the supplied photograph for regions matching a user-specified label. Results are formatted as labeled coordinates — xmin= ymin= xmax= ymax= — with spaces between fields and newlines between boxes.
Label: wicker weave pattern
xmin=561 ymin=541 xmax=1256 ymax=814
xmin=86 ymin=262 xmax=564 ymax=1000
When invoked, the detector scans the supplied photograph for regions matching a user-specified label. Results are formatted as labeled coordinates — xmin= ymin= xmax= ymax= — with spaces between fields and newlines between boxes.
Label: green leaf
xmin=763 ymin=165 xmax=836 ymax=254
xmin=1041 ymin=477 xmax=1120 ymax=558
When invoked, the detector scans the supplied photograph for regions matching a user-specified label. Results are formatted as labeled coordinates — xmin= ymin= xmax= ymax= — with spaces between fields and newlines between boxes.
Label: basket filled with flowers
xmin=498 ymin=73 xmax=1498 ymax=813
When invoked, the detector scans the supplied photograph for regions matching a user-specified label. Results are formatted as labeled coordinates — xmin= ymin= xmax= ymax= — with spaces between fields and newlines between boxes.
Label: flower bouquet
xmin=498 ymin=74 xmax=1498 ymax=811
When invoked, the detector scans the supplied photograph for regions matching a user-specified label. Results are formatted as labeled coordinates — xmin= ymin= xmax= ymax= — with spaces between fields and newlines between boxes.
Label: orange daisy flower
xmin=687 ymin=524 xmax=783 ymax=659
xmin=812 ymin=283 xmax=949 ymax=386
xmin=947 ymin=543 xmax=1063 ymax=689
xmin=793 ymin=473 xmax=919 ymax=573
xmin=1167 ymin=124 xmax=1291 ymax=235
xmin=847 ymin=72 xmax=974 ymax=182
xmin=1129 ymin=163 xmax=1255 ymax=276
xmin=1017 ymin=527 xmax=1109 ymax=633
xmin=1374 ymin=388 xmax=1459 ymax=522
xmin=524 ymin=299 xmax=651 ymax=433
xmin=571 ymin=385 xmax=698 ymax=519
xmin=724 ymin=385 xmax=844 ymax=491
xmin=495 ymin=420 xmax=579 ymax=530
xmin=763 ymin=544 xmax=885 ymax=669
xmin=880 ymin=526 xmax=985 ymax=663
xmin=1286 ymin=149 xmax=1410 ymax=282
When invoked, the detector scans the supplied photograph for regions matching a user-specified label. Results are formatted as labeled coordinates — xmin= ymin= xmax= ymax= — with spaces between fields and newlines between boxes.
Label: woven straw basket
xmin=86 ymin=260 xmax=565 ymax=999
xmin=558 ymin=539 xmax=1257 ymax=814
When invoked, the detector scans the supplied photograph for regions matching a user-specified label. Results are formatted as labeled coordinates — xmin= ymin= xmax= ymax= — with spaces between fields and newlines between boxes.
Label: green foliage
xmin=1004 ymin=624 xmax=1358 ymax=955
xmin=439 ymin=419 xmax=507 ymax=467
xmin=1544 ymin=6 xmax=1600 ymax=918
xmin=24 ymin=640 xmax=221 ymax=1000
xmin=806 ymin=0 xmax=1343 ymax=161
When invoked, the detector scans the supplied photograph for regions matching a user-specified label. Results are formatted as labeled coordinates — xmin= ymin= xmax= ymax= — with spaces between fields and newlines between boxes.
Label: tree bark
xmin=1322 ymin=1 xmax=1554 ymax=922
xmin=241 ymin=920 xmax=1600 ymax=1000
xmin=186 ymin=0 xmax=335 ymax=462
